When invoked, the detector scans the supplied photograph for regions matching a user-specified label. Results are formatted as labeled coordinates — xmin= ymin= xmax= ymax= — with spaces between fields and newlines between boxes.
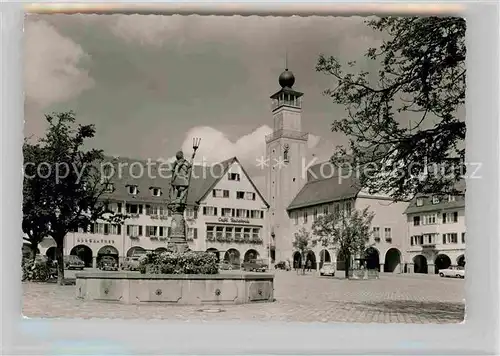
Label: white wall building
xmin=37 ymin=157 xmax=269 ymax=268
xmin=265 ymin=68 xmax=409 ymax=272
xmin=404 ymin=192 xmax=466 ymax=274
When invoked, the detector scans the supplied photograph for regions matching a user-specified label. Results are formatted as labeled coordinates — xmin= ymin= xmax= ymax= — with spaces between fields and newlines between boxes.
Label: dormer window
xmin=104 ymin=183 xmax=114 ymax=193
xmin=151 ymin=187 xmax=161 ymax=197
xmin=228 ymin=173 xmax=240 ymax=181
xmin=128 ymin=185 xmax=138 ymax=195
xmin=432 ymin=196 xmax=440 ymax=204
xmin=416 ymin=198 xmax=424 ymax=207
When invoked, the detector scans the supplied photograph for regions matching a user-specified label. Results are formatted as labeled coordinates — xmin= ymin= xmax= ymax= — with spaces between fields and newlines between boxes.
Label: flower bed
xmin=138 ymin=250 xmax=218 ymax=275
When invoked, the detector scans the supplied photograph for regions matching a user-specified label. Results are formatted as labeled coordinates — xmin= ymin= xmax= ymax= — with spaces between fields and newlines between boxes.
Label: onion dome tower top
xmin=278 ymin=68 xmax=295 ymax=88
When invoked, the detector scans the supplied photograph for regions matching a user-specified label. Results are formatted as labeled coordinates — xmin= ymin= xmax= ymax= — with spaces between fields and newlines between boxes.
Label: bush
xmin=22 ymin=258 xmax=51 ymax=282
xmin=138 ymin=251 xmax=219 ymax=274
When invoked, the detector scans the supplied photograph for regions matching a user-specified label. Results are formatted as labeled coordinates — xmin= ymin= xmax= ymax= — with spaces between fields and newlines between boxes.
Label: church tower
xmin=265 ymin=67 xmax=308 ymax=262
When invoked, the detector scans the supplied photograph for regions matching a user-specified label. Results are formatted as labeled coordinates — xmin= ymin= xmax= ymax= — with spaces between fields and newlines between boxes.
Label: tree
xmin=292 ymin=227 xmax=313 ymax=274
xmin=23 ymin=111 xmax=126 ymax=284
xmin=22 ymin=140 xmax=51 ymax=260
xmin=316 ymin=17 xmax=466 ymax=201
xmin=312 ymin=207 xmax=374 ymax=279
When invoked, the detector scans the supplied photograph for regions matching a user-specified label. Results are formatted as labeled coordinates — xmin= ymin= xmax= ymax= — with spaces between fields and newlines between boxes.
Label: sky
xmin=24 ymin=14 xmax=385 ymax=191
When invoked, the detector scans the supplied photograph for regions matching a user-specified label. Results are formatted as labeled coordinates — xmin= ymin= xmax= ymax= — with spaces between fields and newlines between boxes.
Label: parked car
xmin=98 ymin=255 xmax=118 ymax=271
xmin=275 ymin=260 xmax=291 ymax=271
xmin=242 ymin=259 xmax=268 ymax=272
xmin=319 ymin=262 xmax=335 ymax=276
xmin=438 ymin=265 xmax=465 ymax=278
xmin=121 ymin=255 xmax=142 ymax=271
xmin=219 ymin=261 xmax=233 ymax=270
xmin=64 ymin=255 xmax=85 ymax=270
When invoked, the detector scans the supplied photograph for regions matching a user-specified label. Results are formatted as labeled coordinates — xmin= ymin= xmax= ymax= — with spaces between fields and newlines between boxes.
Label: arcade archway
xmin=97 ymin=245 xmax=119 ymax=265
xmin=243 ymin=249 xmax=259 ymax=262
xmin=413 ymin=254 xmax=428 ymax=274
xmin=384 ymin=248 xmax=402 ymax=273
xmin=457 ymin=254 xmax=465 ymax=267
xmin=155 ymin=247 xmax=168 ymax=254
xmin=224 ymin=248 xmax=241 ymax=266
xmin=319 ymin=249 xmax=331 ymax=269
xmin=434 ymin=254 xmax=452 ymax=274
xmin=305 ymin=250 xmax=317 ymax=270
xmin=293 ymin=251 xmax=302 ymax=269
xmin=45 ymin=246 xmax=56 ymax=261
xmin=207 ymin=248 xmax=220 ymax=262
xmin=364 ymin=247 xmax=380 ymax=271
xmin=70 ymin=245 xmax=93 ymax=267
xmin=336 ymin=250 xmax=347 ymax=271
xmin=127 ymin=246 xmax=146 ymax=257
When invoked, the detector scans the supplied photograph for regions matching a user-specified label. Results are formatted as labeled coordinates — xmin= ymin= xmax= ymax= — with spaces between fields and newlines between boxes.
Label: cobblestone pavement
xmin=22 ymin=271 xmax=465 ymax=323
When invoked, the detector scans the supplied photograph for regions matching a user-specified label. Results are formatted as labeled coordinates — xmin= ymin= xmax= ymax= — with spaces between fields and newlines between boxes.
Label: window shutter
xmin=214 ymin=207 xmax=218 ymax=216
xmin=194 ymin=208 xmax=198 ymax=219
xmin=139 ymin=205 xmax=143 ymax=214
xmin=145 ymin=226 xmax=150 ymax=237
xmin=139 ymin=226 xmax=143 ymax=236
xmin=261 ymin=211 xmax=264 ymax=219
xmin=203 ymin=207 xmax=207 ymax=215
xmin=126 ymin=225 xmax=130 ymax=236
xmin=146 ymin=205 xmax=151 ymax=215
xmin=167 ymin=227 xmax=171 ymax=237
xmin=117 ymin=225 xmax=121 ymax=235
xmin=194 ymin=228 xmax=198 ymax=239
xmin=104 ymin=224 xmax=109 ymax=235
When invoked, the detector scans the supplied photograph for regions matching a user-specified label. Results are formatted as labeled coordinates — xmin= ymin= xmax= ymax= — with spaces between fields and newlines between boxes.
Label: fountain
xmin=75 ymin=138 xmax=274 ymax=305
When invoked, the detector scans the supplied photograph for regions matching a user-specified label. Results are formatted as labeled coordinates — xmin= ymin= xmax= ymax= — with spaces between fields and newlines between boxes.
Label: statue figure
xmin=170 ymin=150 xmax=192 ymax=206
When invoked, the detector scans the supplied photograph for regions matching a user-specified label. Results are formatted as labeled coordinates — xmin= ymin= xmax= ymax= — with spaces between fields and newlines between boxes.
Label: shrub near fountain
xmin=75 ymin=251 xmax=275 ymax=305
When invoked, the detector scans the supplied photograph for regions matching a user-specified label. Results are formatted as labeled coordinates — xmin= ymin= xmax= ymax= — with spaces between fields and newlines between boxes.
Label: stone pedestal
xmin=168 ymin=211 xmax=189 ymax=253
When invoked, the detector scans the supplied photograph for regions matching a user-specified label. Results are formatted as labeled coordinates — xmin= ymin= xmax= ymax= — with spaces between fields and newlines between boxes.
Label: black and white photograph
xmin=22 ymin=14 xmax=466 ymax=324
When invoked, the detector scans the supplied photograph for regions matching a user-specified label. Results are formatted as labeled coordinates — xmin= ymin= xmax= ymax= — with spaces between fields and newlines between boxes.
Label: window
xmin=151 ymin=187 xmax=161 ymax=196
xmin=206 ymin=226 xmax=214 ymax=240
xmin=245 ymin=192 xmax=256 ymax=200
xmin=252 ymin=228 xmax=260 ymax=240
xmin=410 ymin=236 xmax=415 ymax=246
xmin=416 ymin=198 xmax=424 ymax=206
xmin=202 ymin=206 xmax=218 ymax=216
xmin=250 ymin=210 xmax=261 ymax=219
xmin=384 ymin=227 xmax=392 ymax=240
xmin=126 ymin=225 xmax=142 ymax=237
xmin=461 ymin=232 xmax=465 ymax=243
xmin=453 ymin=211 xmax=458 ymax=222
xmin=225 ymin=227 xmax=233 ymax=239
xmin=185 ymin=209 xmax=195 ymax=218
xmin=128 ymin=185 xmax=138 ymax=195
xmin=442 ymin=234 xmax=447 ymax=244
xmin=116 ymin=203 xmax=122 ymax=213
xmin=212 ymin=189 xmax=229 ymax=198
xmin=432 ymin=196 xmax=440 ymax=204
xmin=126 ymin=204 xmax=142 ymax=215
xmin=413 ymin=216 xmax=420 ymax=226
xmin=235 ymin=227 xmax=242 ymax=241
xmin=423 ymin=214 xmax=436 ymax=225
xmin=373 ymin=227 xmax=380 ymax=239
xmin=236 ymin=191 xmax=245 ymax=199
xmin=104 ymin=183 xmax=114 ymax=193
xmin=228 ymin=173 xmax=240 ymax=181
xmin=283 ymin=145 xmax=289 ymax=162
xmin=302 ymin=210 xmax=308 ymax=224
xmin=448 ymin=195 xmax=456 ymax=202
xmin=216 ymin=226 xmax=224 ymax=239
xmin=243 ymin=228 xmax=251 ymax=240
xmin=221 ymin=208 xmax=232 ymax=217
xmin=260 ymin=211 xmax=264 ymax=219
xmin=450 ymin=233 xmax=458 ymax=243
xmin=323 ymin=205 xmax=329 ymax=215
xmin=236 ymin=209 xmax=246 ymax=218
xmin=294 ymin=212 xmax=298 ymax=225
xmin=145 ymin=226 xmax=158 ymax=237
xmin=313 ymin=208 xmax=318 ymax=222
xmin=344 ymin=201 xmax=352 ymax=215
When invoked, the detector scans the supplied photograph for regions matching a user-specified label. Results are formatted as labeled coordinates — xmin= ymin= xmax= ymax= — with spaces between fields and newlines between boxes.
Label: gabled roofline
xmin=195 ymin=157 xmax=270 ymax=208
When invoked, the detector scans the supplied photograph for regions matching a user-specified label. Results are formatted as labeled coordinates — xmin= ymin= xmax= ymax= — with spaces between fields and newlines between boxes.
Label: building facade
xmin=404 ymin=193 xmax=466 ymax=274
xmin=265 ymin=68 xmax=409 ymax=272
xmin=37 ymin=157 xmax=269 ymax=268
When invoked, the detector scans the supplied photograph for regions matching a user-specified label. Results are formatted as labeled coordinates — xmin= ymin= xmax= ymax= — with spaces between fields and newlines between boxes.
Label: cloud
xmin=24 ymin=18 xmax=95 ymax=109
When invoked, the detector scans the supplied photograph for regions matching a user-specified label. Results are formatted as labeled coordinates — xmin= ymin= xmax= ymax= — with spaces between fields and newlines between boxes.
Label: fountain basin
xmin=75 ymin=271 xmax=274 ymax=305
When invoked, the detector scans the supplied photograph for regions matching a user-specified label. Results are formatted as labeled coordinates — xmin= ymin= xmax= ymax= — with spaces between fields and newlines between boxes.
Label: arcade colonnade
xmin=407 ymin=251 xmax=465 ymax=274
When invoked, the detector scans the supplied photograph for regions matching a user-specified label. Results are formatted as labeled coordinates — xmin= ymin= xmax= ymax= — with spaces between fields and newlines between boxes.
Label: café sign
xmin=218 ymin=217 xmax=250 ymax=224
xmin=76 ymin=238 xmax=116 ymax=245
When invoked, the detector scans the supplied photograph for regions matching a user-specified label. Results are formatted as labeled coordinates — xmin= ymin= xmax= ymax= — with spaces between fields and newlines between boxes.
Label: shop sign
xmin=76 ymin=238 xmax=116 ymax=244
xmin=218 ymin=217 xmax=250 ymax=224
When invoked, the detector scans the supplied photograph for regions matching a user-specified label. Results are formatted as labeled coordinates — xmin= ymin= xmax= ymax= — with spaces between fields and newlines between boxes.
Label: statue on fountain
xmin=170 ymin=150 xmax=192 ymax=209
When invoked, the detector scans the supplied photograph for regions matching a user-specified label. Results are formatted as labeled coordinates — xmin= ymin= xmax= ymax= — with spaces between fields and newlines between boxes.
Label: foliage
xmin=312 ymin=207 xmax=374 ymax=278
xmin=138 ymin=251 xmax=219 ymax=274
xmin=21 ymin=258 xmax=51 ymax=282
xmin=316 ymin=17 xmax=466 ymax=201
xmin=293 ymin=227 xmax=313 ymax=273
xmin=23 ymin=111 xmax=127 ymax=284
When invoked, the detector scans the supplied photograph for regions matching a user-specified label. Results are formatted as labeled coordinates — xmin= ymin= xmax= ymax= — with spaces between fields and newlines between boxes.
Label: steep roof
xmin=404 ymin=180 xmax=466 ymax=214
xmin=99 ymin=156 xmax=268 ymax=207
xmin=287 ymin=162 xmax=361 ymax=211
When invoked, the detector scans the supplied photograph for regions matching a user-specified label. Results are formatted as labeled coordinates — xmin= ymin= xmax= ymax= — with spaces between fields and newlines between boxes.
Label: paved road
xmin=22 ymin=270 xmax=465 ymax=323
